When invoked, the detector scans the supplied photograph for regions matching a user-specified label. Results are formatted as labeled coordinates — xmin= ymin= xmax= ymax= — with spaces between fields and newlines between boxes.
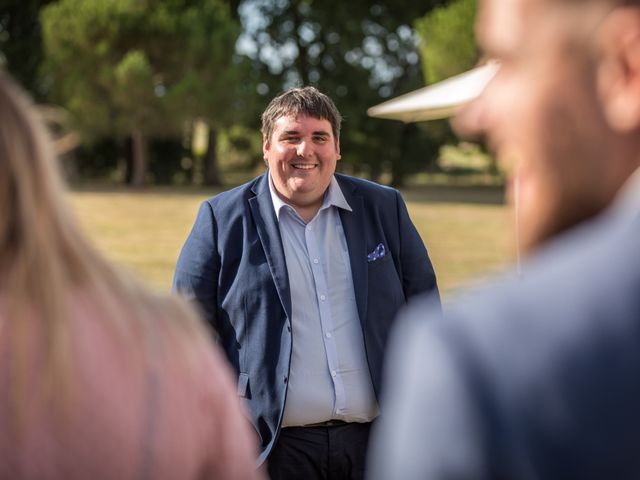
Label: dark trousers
xmin=267 ymin=422 xmax=372 ymax=480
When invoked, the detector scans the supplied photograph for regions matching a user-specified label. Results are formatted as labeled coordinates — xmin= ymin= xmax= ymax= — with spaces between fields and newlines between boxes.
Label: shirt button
xmin=320 ymin=294 xmax=326 ymax=301
xmin=313 ymin=258 xmax=319 ymax=264
xmin=325 ymin=332 xmax=332 ymax=338
xmin=331 ymin=370 xmax=337 ymax=377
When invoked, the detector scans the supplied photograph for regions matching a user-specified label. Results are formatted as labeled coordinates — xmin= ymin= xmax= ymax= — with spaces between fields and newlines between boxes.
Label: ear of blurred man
xmin=597 ymin=6 xmax=640 ymax=133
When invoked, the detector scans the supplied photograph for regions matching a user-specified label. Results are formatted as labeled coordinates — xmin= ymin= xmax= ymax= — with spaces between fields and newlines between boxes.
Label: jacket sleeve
xmin=368 ymin=302 xmax=488 ymax=480
xmin=395 ymin=189 xmax=440 ymax=307
xmin=173 ymin=201 xmax=220 ymax=331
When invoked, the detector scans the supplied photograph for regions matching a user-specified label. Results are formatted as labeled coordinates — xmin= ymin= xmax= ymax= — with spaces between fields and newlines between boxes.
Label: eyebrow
xmin=279 ymin=130 xmax=331 ymax=137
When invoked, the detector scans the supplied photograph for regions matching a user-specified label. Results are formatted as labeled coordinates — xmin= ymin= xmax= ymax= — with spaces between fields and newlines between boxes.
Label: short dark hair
xmin=261 ymin=86 xmax=342 ymax=143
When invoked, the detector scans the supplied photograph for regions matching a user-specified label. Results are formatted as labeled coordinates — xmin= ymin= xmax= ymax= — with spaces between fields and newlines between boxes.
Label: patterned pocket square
xmin=367 ymin=243 xmax=386 ymax=262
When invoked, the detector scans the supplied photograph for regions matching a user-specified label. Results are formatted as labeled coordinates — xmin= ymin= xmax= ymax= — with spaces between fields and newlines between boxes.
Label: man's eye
xmin=282 ymin=136 xmax=300 ymax=143
xmin=313 ymin=136 xmax=329 ymax=143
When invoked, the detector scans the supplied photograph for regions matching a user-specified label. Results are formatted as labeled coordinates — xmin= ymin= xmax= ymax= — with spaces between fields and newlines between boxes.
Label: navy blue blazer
xmin=173 ymin=172 xmax=439 ymax=463
xmin=369 ymin=199 xmax=640 ymax=480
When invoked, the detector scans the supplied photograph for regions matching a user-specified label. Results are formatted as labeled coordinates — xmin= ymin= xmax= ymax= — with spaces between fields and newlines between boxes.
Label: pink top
xmin=0 ymin=297 xmax=265 ymax=479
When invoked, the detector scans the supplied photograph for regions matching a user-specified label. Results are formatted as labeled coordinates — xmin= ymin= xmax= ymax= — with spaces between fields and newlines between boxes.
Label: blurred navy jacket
xmin=369 ymin=185 xmax=640 ymax=480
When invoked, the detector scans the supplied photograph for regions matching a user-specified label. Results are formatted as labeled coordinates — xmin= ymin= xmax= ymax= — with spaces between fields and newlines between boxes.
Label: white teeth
xmin=292 ymin=164 xmax=316 ymax=169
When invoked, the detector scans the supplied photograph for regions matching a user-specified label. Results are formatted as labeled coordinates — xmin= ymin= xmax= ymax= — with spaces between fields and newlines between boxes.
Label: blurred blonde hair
xmin=0 ymin=72 xmax=209 ymax=430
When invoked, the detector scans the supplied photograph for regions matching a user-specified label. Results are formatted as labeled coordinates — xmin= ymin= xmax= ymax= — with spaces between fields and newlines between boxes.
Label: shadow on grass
xmin=400 ymin=184 xmax=505 ymax=206
xmin=69 ymin=182 xmax=225 ymax=197
xmin=69 ymin=181 xmax=505 ymax=205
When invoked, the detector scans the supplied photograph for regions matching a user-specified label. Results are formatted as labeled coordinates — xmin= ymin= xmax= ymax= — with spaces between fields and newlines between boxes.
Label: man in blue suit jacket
xmin=174 ymin=86 xmax=439 ymax=479
xmin=368 ymin=0 xmax=640 ymax=478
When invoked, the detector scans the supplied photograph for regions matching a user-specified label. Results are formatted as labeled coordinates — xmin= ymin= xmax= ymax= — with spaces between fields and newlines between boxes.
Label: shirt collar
xmin=268 ymin=171 xmax=352 ymax=221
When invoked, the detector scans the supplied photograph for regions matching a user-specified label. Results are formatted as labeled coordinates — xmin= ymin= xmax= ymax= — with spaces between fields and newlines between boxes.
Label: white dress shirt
xmin=269 ymin=173 xmax=379 ymax=427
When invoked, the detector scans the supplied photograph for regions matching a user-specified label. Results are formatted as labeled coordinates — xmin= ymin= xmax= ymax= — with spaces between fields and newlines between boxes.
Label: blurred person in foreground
xmin=368 ymin=0 xmax=640 ymax=478
xmin=173 ymin=86 xmax=439 ymax=479
xmin=0 ymin=72 xmax=263 ymax=479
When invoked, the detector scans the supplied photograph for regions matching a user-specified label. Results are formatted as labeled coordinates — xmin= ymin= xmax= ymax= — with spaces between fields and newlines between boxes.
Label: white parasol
xmin=367 ymin=61 xmax=523 ymax=271
xmin=367 ymin=62 xmax=499 ymax=123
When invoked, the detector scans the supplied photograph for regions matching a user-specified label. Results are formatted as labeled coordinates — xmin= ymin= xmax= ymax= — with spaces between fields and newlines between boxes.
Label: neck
xmin=288 ymin=198 xmax=323 ymax=223
xmin=267 ymin=172 xmax=327 ymax=223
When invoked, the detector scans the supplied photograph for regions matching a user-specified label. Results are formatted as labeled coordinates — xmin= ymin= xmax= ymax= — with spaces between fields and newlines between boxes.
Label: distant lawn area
xmin=67 ymin=184 xmax=516 ymax=301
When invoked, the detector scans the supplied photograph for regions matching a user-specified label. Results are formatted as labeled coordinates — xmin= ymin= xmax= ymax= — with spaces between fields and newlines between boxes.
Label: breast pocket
xmin=367 ymin=253 xmax=405 ymax=316
xmin=367 ymin=253 xmax=393 ymax=269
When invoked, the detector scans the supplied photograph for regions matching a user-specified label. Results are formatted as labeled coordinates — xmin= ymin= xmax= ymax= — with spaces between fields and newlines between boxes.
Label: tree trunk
xmin=130 ymin=127 xmax=148 ymax=186
xmin=369 ymin=162 xmax=382 ymax=183
xmin=390 ymin=158 xmax=405 ymax=188
xmin=292 ymin=0 xmax=310 ymax=85
xmin=203 ymin=126 xmax=221 ymax=186
xmin=391 ymin=124 xmax=416 ymax=187
xmin=122 ymin=136 xmax=133 ymax=184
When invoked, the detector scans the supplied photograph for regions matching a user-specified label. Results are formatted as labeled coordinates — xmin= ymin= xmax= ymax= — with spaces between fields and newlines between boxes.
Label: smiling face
xmin=263 ymin=114 xmax=341 ymax=218
xmin=456 ymin=0 xmax=626 ymax=253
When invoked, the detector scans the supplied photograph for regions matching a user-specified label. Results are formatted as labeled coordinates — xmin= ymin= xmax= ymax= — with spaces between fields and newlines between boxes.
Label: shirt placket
xmin=305 ymin=212 xmax=346 ymax=417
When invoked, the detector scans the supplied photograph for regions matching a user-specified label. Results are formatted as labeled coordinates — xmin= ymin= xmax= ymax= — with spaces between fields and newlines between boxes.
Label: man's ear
xmin=336 ymin=139 xmax=341 ymax=160
xmin=597 ymin=6 xmax=640 ymax=132
xmin=262 ymin=134 xmax=270 ymax=164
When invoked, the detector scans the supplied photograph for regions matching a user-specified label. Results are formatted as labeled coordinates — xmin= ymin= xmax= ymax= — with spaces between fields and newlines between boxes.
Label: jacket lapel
xmin=337 ymin=176 xmax=368 ymax=325
xmin=248 ymin=173 xmax=292 ymax=320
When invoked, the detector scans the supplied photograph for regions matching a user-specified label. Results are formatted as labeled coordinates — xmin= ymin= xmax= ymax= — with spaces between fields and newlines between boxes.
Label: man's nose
xmin=296 ymin=140 xmax=312 ymax=157
xmin=451 ymin=63 xmax=500 ymax=141
xmin=452 ymin=95 xmax=488 ymax=141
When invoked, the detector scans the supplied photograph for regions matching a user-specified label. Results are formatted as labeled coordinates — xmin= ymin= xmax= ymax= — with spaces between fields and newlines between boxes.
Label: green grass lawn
xmin=67 ymin=185 xmax=516 ymax=300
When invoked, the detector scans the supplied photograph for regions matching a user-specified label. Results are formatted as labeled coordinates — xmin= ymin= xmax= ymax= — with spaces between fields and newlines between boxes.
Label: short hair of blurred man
xmin=367 ymin=0 xmax=640 ymax=478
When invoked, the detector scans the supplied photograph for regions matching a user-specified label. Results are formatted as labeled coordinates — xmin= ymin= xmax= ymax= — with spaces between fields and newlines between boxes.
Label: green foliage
xmin=41 ymin=0 xmax=240 ymax=140
xmin=0 ymin=0 xmax=53 ymax=99
xmin=40 ymin=0 xmax=242 ymax=184
xmin=237 ymin=0 xmax=450 ymax=185
xmin=439 ymin=142 xmax=495 ymax=174
xmin=416 ymin=0 xmax=478 ymax=84
xmin=218 ymin=125 xmax=262 ymax=170
xmin=72 ymin=138 xmax=123 ymax=181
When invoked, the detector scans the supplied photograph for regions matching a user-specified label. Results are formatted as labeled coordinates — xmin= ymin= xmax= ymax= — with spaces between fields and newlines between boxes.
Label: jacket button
xmin=283 ymin=376 xmax=288 ymax=384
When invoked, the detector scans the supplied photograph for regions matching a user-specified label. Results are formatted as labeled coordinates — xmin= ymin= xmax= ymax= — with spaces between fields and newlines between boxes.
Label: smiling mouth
xmin=292 ymin=163 xmax=318 ymax=170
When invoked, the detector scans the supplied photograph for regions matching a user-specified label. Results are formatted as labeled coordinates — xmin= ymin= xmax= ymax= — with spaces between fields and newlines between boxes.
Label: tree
xmin=41 ymin=0 xmax=239 ymax=186
xmin=415 ymin=0 xmax=478 ymax=84
xmin=0 ymin=0 xmax=56 ymax=99
xmin=415 ymin=0 xmax=485 ymax=175
xmin=236 ymin=0 xmax=449 ymax=186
